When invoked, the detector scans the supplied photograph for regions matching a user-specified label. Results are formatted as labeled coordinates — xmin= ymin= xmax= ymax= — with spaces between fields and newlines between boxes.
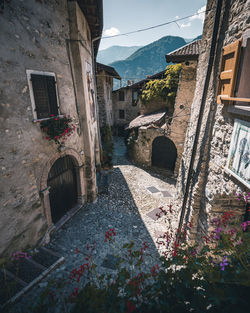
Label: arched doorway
xmin=152 ymin=136 xmax=177 ymax=171
xmin=47 ymin=156 xmax=78 ymax=224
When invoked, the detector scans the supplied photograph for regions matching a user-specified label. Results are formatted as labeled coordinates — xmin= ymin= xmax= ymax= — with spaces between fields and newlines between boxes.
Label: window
xmin=132 ymin=90 xmax=138 ymax=106
xmin=27 ymin=70 xmax=59 ymax=120
xmin=119 ymin=91 xmax=125 ymax=101
xmin=226 ymin=119 xmax=250 ymax=188
xmin=119 ymin=109 xmax=125 ymax=119
xmin=217 ymin=36 xmax=250 ymax=105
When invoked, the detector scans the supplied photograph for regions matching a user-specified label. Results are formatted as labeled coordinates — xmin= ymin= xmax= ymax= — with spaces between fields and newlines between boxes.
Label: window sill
xmin=33 ymin=115 xmax=64 ymax=123
xmin=218 ymin=95 xmax=250 ymax=103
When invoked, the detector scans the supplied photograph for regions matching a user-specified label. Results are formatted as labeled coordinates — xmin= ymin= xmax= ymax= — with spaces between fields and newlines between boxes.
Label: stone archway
xmin=152 ymin=136 xmax=177 ymax=171
xmin=40 ymin=148 xmax=85 ymax=227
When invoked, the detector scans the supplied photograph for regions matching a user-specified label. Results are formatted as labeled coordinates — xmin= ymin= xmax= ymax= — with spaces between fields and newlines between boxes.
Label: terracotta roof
xmin=96 ymin=63 xmax=121 ymax=79
xmin=165 ymin=39 xmax=202 ymax=63
xmin=127 ymin=110 xmax=167 ymax=130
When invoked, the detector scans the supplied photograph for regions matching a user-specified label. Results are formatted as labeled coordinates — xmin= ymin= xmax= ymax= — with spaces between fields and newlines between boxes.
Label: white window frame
xmin=225 ymin=118 xmax=250 ymax=189
xmin=26 ymin=70 xmax=61 ymax=122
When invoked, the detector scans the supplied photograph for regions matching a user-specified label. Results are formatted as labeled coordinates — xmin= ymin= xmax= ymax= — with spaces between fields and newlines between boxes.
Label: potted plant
xmin=40 ymin=114 xmax=76 ymax=147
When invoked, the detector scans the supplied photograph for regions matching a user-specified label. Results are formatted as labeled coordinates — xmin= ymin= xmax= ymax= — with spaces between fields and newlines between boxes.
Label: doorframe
xmin=40 ymin=148 xmax=85 ymax=228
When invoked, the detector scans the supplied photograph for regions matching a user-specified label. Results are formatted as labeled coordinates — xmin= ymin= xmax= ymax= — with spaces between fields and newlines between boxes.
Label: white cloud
xmin=189 ymin=5 xmax=206 ymax=23
xmin=175 ymin=15 xmax=180 ymax=19
xmin=180 ymin=22 xmax=191 ymax=28
xmin=103 ymin=27 xmax=120 ymax=37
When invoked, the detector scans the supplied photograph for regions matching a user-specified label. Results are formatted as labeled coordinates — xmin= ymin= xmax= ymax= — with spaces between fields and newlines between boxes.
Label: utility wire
xmin=101 ymin=7 xmax=211 ymax=39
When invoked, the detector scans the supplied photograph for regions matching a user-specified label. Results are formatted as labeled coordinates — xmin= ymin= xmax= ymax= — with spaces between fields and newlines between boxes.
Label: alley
xmin=13 ymin=137 xmax=178 ymax=312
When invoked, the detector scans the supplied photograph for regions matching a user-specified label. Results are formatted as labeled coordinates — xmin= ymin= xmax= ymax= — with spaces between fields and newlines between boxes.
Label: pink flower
xmin=241 ymin=221 xmax=250 ymax=231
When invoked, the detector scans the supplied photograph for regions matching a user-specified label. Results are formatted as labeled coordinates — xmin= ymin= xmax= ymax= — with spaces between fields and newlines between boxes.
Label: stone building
xmin=96 ymin=62 xmax=121 ymax=128
xmin=175 ymin=0 xmax=250 ymax=241
xmin=127 ymin=40 xmax=201 ymax=176
xmin=0 ymin=0 xmax=103 ymax=258
xmin=112 ymin=71 xmax=165 ymax=135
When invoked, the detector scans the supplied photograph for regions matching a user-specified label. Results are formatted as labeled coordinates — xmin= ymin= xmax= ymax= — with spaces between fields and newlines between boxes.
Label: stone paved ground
xmin=11 ymin=137 xmax=178 ymax=313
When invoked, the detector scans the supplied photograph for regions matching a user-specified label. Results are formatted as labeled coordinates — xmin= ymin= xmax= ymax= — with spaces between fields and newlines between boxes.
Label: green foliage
xmin=100 ymin=125 xmax=114 ymax=169
xmin=26 ymin=209 xmax=249 ymax=313
xmin=140 ymin=64 xmax=182 ymax=106
xmin=5 ymin=199 xmax=249 ymax=313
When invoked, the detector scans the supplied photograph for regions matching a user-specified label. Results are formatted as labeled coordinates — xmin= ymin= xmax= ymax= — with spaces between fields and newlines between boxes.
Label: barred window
xmin=27 ymin=70 xmax=59 ymax=120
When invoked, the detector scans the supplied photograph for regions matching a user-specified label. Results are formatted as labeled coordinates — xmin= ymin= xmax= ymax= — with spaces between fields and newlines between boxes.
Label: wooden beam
xmin=219 ymin=95 xmax=250 ymax=103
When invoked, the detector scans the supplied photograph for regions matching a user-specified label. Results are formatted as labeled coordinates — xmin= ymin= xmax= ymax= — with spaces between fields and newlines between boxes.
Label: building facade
xmin=175 ymin=0 xmax=250 ymax=241
xmin=96 ymin=63 xmax=120 ymax=128
xmin=112 ymin=72 xmax=166 ymax=134
xmin=127 ymin=41 xmax=201 ymax=176
xmin=0 ymin=0 xmax=103 ymax=258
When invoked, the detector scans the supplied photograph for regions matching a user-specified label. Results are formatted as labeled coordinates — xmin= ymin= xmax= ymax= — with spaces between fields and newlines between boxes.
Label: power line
xmin=101 ymin=8 xmax=211 ymax=39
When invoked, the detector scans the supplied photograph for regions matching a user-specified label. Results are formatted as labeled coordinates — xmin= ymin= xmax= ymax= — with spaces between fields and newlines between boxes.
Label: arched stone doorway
xmin=48 ymin=156 xmax=78 ymax=224
xmin=40 ymin=149 xmax=85 ymax=228
xmin=152 ymin=136 xmax=177 ymax=171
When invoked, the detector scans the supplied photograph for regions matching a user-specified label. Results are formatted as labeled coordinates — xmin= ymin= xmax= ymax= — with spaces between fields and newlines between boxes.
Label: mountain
xmin=97 ymin=45 xmax=142 ymax=65
xmin=109 ymin=36 xmax=186 ymax=86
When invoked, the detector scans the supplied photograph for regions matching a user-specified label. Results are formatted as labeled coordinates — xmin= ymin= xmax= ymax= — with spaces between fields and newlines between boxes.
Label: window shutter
xmin=46 ymin=76 xmax=59 ymax=116
xmin=31 ymin=74 xmax=58 ymax=119
xmin=217 ymin=39 xmax=242 ymax=103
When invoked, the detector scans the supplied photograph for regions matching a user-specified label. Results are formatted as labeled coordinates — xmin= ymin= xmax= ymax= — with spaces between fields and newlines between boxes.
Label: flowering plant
xmin=40 ymin=115 xmax=76 ymax=145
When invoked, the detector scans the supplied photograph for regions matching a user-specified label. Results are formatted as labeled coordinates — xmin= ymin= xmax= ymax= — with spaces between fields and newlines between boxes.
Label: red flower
xmin=75 ymin=248 xmax=79 ymax=254
xmin=45 ymin=136 xmax=50 ymax=140
xmin=50 ymin=114 xmax=54 ymax=117
xmin=126 ymin=301 xmax=136 ymax=313
xmin=104 ymin=228 xmax=117 ymax=242
xmin=142 ymin=241 xmax=149 ymax=251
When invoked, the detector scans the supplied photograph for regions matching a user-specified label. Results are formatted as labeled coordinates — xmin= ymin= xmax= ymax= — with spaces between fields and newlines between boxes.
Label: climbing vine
xmin=140 ymin=64 xmax=182 ymax=106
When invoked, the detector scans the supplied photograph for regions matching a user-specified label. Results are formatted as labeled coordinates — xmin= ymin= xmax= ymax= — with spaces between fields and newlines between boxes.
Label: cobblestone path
xmin=12 ymin=137 xmax=178 ymax=313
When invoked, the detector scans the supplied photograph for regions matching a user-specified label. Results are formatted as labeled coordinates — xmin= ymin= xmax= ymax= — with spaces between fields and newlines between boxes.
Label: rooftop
xmin=165 ymin=39 xmax=202 ymax=63
xmin=77 ymin=0 xmax=103 ymax=55
xmin=96 ymin=63 xmax=121 ymax=80
xmin=127 ymin=110 xmax=167 ymax=130
xmin=113 ymin=70 xmax=166 ymax=92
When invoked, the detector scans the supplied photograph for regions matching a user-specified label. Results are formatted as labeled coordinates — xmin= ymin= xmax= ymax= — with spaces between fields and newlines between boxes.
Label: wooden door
xmin=48 ymin=156 xmax=77 ymax=224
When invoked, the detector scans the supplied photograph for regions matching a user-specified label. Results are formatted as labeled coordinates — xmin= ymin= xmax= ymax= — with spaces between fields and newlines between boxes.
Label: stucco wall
xmin=97 ymin=71 xmax=113 ymax=127
xmin=113 ymin=88 xmax=141 ymax=127
xmin=175 ymin=0 xmax=250 ymax=241
xmin=0 ymin=0 xmax=99 ymax=257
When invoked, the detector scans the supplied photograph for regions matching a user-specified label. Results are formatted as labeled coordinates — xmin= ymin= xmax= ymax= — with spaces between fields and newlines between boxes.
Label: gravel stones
xmin=11 ymin=137 xmax=178 ymax=313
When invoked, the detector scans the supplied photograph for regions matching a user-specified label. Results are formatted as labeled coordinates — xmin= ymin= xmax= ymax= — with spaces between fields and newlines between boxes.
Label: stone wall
xmin=175 ymin=0 xmax=250 ymax=241
xmin=97 ymin=71 xmax=113 ymax=127
xmin=0 ymin=0 xmax=100 ymax=258
xmin=131 ymin=127 xmax=167 ymax=166
xmin=169 ymin=61 xmax=197 ymax=175
xmin=140 ymin=97 xmax=170 ymax=115
xmin=129 ymin=62 xmax=197 ymax=175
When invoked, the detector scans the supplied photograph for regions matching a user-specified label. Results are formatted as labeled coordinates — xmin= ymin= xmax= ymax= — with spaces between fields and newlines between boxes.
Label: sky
xmin=99 ymin=0 xmax=207 ymax=50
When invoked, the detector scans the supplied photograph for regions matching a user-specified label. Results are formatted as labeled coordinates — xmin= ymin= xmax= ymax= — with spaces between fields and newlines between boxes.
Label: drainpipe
xmin=91 ymin=36 xmax=103 ymax=166
xmin=178 ymin=0 xmax=224 ymax=234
